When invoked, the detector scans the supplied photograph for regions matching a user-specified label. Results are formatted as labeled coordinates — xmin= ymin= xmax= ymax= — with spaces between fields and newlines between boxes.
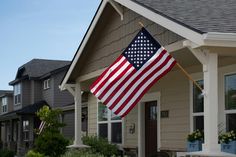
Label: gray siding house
xmin=0 ymin=59 xmax=76 ymax=156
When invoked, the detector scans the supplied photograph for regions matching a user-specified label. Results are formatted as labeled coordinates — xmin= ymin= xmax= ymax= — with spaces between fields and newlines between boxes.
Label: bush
xmin=82 ymin=136 xmax=118 ymax=157
xmin=25 ymin=150 xmax=44 ymax=157
xmin=34 ymin=106 xmax=69 ymax=157
xmin=61 ymin=149 xmax=105 ymax=157
xmin=0 ymin=149 xmax=15 ymax=157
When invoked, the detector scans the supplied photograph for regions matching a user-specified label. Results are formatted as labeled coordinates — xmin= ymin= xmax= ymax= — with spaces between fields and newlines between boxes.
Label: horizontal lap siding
xmin=88 ymin=93 xmax=97 ymax=136
xmin=62 ymin=111 xmax=75 ymax=139
xmin=152 ymin=70 xmax=190 ymax=151
xmin=78 ymin=6 xmax=183 ymax=76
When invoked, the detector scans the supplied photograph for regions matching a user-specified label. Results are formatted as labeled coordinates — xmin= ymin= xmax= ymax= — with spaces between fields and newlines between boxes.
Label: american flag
xmin=90 ymin=28 xmax=176 ymax=117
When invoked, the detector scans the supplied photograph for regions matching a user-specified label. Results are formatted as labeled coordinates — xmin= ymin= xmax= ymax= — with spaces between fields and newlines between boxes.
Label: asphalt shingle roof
xmin=20 ymin=59 xmax=71 ymax=78
xmin=132 ymin=0 xmax=236 ymax=33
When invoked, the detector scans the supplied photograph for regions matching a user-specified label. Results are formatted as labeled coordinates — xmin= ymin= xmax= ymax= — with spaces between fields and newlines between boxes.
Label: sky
xmin=0 ymin=0 xmax=100 ymax=90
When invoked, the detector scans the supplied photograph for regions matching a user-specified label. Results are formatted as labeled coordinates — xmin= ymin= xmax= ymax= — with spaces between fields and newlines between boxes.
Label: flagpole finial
xmin=138 ymin=21 xmax=144 ymax=28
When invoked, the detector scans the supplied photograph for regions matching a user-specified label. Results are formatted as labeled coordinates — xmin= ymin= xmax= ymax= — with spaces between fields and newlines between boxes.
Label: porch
xmin=63 ymin=45 xmax=236 ymax=157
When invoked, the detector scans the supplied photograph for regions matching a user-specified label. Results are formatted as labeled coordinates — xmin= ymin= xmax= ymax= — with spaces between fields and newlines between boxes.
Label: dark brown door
xmin=145 ymin=101 xmax=158 ymax=157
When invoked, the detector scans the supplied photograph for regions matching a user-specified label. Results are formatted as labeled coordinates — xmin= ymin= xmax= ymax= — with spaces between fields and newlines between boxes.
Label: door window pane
xmin=225 ymin=74 xmax=236 ymax=110
xmin=98 ymin=124 xmax=108 ymax=139
xmin=193 ymin=80 xmax=204 ymax=113
xmin=193 ymin=116 xmax=204 ymax=131
xmin=226 ymin=114 xmax=236 ymax=131
xmin=111 ymin=122 xmax=122 ymax=143
xmin=149 ymin=105 xmax=157 ymax=120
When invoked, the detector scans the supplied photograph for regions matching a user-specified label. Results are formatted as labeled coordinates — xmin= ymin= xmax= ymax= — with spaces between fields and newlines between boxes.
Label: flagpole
xmin=139 ymin=21 xmax=144 ymax=28
xmin=176 ymin=62 xmax=204 ymax=92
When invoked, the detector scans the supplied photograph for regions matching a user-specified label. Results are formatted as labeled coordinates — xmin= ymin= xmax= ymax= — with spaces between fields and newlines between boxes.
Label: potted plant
xmin=187 ymin=130 xmax=204 ymax=152
xmin=219 ymin=130 xmax=236 ymax=154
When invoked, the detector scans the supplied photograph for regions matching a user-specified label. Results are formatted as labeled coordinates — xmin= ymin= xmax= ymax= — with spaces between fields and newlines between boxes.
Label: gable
xmin=69 ymin=5 xmax=184 ymax=81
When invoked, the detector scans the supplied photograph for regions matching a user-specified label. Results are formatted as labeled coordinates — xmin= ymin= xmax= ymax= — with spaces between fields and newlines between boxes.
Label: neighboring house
xmin=60 ymin=0 xmax=236 ymax=157
xmin=0 ymin=90 xmax=13 ymax=149
xmin=0 ymin=59 xmax=76 ymax=156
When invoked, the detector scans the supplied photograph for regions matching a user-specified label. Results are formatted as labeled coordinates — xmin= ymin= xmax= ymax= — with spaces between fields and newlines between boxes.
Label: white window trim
xmin=23 ymin=120 xmax=30 ymax=141
xmin=14 ymin=83 xmax=21 ymax=105
xmin=2 ymin=97 xmax=8 ymax=113
xmin=43 ymin=79 xmax=50 ymax=90
xmin=189 ymin=73 xmax=204 ymax=132
xmin=223 ymin=72 xmax=236 ymax=132
xmin=97 ymin=100 xmax=123 ymax=144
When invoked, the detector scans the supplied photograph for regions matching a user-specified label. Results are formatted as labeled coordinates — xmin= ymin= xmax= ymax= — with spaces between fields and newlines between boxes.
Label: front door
xmin=145 ymin=101 xmax=158 ymax=157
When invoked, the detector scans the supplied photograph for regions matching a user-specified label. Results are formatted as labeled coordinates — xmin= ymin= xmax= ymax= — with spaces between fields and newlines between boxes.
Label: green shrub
xmin=34 ymin=131 xmax=69 ymax=157
xmin=0 ymin=149 xmax=15 ymax=157
xmin=61 ymin=149 xmax=105 ymax=157
xmin=25 ymin=150 xmax=45 ymax=157
xmin=34 ymin=106 xmax=69 ymax=157
xmin=82 ymin=136 xmax=118 ymax=157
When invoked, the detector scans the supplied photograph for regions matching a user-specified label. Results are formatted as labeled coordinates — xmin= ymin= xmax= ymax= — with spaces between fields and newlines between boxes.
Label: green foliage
xmin=187 ymin=130 xmax=204 ymax=142
xmin=25 ymin=150 xmax=45 ymax=157
xmin=219 ymin=130 xmax=236 ymax=144
xmin=34 ymin=105 xmax=69 ymax=157
xmin=82 ymin=136 xmax=118 ymax=157
xmin=0 ymin=149 xmax=15 ymax=157
xmin=61 ymin=149 xmax=105 ymax=157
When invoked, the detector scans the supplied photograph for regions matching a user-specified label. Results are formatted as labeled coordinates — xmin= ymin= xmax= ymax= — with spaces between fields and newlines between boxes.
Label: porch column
xmin=74 ymin=82 xmax=82 ymax=146
xmin=202 ymin=52 xmax=220 ymax=153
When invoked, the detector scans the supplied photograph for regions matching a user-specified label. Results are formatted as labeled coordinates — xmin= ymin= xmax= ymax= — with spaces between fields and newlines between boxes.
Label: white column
xmin=74 ymin=83 xmax=82 ymax=145
xmin=202 ymin=52 xmax=220 ymax=153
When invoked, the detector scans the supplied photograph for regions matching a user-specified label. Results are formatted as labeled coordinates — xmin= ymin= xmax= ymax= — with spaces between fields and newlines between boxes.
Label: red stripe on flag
xmin=114 ymin=55 xmax=173 ymax=115
xmin=104 ymin=69 xmax=137 ymax=105
xmin=109 ymin=49 xmax=167 ymax=110
xmin=121 ymin=60 xmax=176 ymax=117
xmin=92 ymin=58 xmax=128 ymax=96
xmin=98 ymin=64 xmax=133 ymax=100
xmin=90 ymin=55 xmax=123 ymax=90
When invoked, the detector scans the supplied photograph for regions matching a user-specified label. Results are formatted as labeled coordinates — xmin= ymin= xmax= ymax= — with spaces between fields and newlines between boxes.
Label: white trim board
xmin=60 ymin=0 xmax=236 ymax=90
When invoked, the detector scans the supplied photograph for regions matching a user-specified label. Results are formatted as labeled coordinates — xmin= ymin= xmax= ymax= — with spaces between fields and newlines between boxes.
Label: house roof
xmin=0 ymin=100 xmax=48 ymax=121
xmin=60 ymin=0 xmax=236 ymax=89
xmin=0 ymin=90 xmax=13 ymax=98
xmin=10 ymin=59 xmax=71 ymax=85
xmin=132 ymin=0 xmax=236 ymax=34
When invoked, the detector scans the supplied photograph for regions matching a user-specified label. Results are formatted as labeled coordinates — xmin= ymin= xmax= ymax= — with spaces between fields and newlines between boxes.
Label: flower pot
xmin=187 ymin=140 xmax=202 ymax=152
xmin=221 ymin=141 xmax=236 ymax=154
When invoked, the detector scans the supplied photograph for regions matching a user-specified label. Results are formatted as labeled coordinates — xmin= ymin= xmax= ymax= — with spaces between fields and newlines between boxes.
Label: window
xmin=2 ymin=97 xmax=8 ymax=113
xmin=23 ymin=120 xmax=30 ymax=141
xmin=225 ymin=74 xmax=236 ymax=131
xmin=192 ymin=80 xmax=204 ymax=131
xmin=98 ymin=102 xmax=122 ymax=144
xmin=14 ymin=83 xmax=21 ymax=105
xmin=43 ymin=79 xmax=50 ymax=90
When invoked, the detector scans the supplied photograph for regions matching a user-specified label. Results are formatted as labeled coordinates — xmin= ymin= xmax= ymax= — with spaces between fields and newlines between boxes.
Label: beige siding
xmin=76 ymin=6 xmax=183 ymax=77
xmin=88 ymin=93 xmax=97 ymax=136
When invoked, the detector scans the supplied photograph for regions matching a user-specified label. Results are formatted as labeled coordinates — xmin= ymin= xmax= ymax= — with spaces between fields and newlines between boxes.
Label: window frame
xmin=23 ymin=120 xmax=30 ymax=141
xmin=190 ymin=77 xmax=204 ymax=132
xmin=2 ymin=97 xmax=8 ymax=113
xmin=224 ymin=73 xmax=236 ymax=131
xmin=14 ymin=83 xmax=21 ymax=105
xmin=43 ymin=79 xmax=50 ymax=90
xmin=97 ymin=100 xmax=123 ymax=144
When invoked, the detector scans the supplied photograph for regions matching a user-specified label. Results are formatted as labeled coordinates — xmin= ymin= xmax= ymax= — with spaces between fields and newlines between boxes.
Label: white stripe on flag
xmin=106 ymin=47 xmax=165 ymax=108
xmin=95 ymin=61 xmax=130 ymax=97
xmin=91 ymin=56 xmax=126 ymax=93
xmin=117 ymin=58 xmax=175 ymax=116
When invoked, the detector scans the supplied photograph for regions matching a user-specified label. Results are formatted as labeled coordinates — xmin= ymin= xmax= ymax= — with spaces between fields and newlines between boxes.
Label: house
xmin=60 ymin=0 xmax=236 ymax=157
xmin=0 ymin=90 xmax=13 ymax=149
xmin=0 ymin=59 xmax=76 ymax=156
